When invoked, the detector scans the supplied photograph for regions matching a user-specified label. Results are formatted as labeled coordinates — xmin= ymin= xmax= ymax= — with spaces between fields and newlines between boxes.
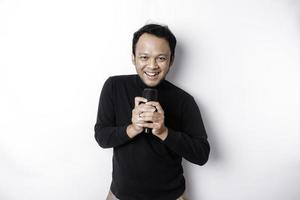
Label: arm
xmin=163 ymin=96 xmax=210 ymax=166
xmin=142 ymin=98 xmax=210 ymax=166
xmin=94 ymin=78 xmax=153 ymax=148
xmin=94 ymin=77 xmax=132 ymax=148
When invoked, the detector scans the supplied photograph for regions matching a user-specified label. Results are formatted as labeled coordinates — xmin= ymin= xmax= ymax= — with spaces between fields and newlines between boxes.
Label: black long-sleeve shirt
xmin=94 ymin=74 xmax=210 ymax=200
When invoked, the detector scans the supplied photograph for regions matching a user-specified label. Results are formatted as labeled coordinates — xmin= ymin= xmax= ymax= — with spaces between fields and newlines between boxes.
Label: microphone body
xmin=142 ymin=88 xmax=158 ymax=134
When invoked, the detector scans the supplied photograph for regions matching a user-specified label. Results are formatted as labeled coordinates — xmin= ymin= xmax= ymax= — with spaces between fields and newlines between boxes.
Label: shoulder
xmin=101 ymin=75 xmax=136 ymax=98
xmin=163 ymin=79 xmax=194 ymax=101
xmin=104 ymin=74 xmax=136 ymax=86
xmin=164 ymin=80 xmax=203 ymax=115
xmin=109 ymin=74 xmax=135 ymax=81
xmin=107 ymin=74 xmax=136 ymax=84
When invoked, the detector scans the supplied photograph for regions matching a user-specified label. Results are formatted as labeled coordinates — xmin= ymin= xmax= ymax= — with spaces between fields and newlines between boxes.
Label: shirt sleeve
xmin=163 ymin=96 xmax=210 ymax=165
xmin=94 ymin=77 xmax=132 ymax=148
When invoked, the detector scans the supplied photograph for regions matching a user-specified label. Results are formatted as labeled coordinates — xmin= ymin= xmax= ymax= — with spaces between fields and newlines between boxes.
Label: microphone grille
xmin=142 ymin=88 xmax=158 ymax=101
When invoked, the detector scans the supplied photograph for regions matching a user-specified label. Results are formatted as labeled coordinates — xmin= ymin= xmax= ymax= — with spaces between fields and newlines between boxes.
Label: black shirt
xmin=94 ymin=74 xmax=210 ymax=200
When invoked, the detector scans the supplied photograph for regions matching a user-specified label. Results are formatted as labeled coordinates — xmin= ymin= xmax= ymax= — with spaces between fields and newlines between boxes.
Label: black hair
xmin=132 ymin=23 xmax=177 ymax=61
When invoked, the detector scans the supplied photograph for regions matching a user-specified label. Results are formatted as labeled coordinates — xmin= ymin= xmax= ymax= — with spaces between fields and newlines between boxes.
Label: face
xmin=132 ymin=33 xmax=173 ymax=87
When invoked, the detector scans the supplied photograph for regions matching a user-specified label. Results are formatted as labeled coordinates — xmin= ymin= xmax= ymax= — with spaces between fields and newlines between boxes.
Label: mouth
xmin=144 ymin=71 xmax=159 ymax=80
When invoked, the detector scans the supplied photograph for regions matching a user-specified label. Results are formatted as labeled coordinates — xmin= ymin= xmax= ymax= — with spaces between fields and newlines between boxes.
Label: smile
xmin=144 ymin=72 xmax=159 ymax=79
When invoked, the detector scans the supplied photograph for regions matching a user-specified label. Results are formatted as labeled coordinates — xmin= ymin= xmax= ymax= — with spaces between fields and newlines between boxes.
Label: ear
xmin=169 ymin=55 xmax=175 ymax=67
xmin=131 ymin=54 xmax=136 ymax=65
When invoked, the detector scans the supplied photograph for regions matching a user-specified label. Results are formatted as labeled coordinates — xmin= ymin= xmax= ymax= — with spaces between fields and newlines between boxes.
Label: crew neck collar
xmin=135 ymin=74 xmax=165 ymax=90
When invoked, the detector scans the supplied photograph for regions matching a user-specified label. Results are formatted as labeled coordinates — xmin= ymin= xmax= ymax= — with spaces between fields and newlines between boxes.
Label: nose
xmin=149 ymin=58 xmax=158 ymax=69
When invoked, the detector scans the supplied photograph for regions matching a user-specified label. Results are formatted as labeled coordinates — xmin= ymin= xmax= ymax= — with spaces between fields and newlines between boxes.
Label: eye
xmin=157 ymin=56 xmax=167 ymax=62
xmin=139 ymin=55 xmax=148 ymax=61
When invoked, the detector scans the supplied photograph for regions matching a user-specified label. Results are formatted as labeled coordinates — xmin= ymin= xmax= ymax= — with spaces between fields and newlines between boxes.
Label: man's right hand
xmin=126 ymin=96 xmax=156 ymax=138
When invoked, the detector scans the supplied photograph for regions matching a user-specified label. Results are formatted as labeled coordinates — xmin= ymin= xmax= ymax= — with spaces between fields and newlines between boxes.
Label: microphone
xmin=142 ymin=88 xmax=158 ymax=134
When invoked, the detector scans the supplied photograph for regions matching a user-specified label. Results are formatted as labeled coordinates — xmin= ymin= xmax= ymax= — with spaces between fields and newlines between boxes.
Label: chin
xmin=142 ymin=78 xmax=160 ymax=87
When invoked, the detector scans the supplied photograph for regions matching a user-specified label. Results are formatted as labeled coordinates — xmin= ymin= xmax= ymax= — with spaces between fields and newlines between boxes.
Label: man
xmin=94 ymin=24 xmax=210 ymax=200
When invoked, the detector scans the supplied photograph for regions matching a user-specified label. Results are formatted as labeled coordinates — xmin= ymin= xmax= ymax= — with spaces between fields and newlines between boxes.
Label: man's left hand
xmin=139 ymin=101 xmax=168 ymax=141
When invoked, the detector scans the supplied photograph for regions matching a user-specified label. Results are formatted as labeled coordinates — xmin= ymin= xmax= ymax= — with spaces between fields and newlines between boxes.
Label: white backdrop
xmin=1 ymin=0 xmax=300 ymax=199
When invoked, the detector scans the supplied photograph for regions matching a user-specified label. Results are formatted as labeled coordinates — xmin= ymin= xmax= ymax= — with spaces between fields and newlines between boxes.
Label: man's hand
xmin=140 ymin=101 xmax=168 ymax=141
xmin=127 ymin=97 xmax=168 ymax=141
xmin=126 ymin=97 xmax=155 ymax=138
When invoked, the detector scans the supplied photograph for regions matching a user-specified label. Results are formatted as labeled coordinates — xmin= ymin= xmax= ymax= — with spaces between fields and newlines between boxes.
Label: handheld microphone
xmin=142 ymin=88 xmax=158 ymax=134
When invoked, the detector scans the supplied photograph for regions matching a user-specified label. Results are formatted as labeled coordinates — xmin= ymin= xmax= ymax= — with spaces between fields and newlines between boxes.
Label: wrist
xmin=126 ymin=124 xmax=141 ymax=138
xmin=158 ymin=127 xmax=168 ymax=141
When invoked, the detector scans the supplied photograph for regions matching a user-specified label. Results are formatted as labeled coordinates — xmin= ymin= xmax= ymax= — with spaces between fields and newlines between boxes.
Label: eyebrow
xmin=137 ymin=53 xmax=149 ymax=55
xmin=137 ymin=53 xmax=169 ymax=56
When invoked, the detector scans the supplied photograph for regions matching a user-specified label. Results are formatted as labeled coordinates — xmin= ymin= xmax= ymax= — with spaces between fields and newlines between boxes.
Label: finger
xmin=139 ymin=111 xmax=155 ymax=117
xmin=141 ymin=116 xmax=154 ymax=122
xmin=152 ymin=122 xmax=162 ymax=130
xmin=138 ymin=104 xmax=156 ymax=113
xmin=132 ymin=111 xmax=145 ymax=123
xmin=151 ymin=112 xmax=162 ymax=122
xmin=145 ymin=101 xmax=164 ymax=114
xmin=133 ymin=114 xmax=146 ymax=123
xmin=141 ymin=113 xmax=162 ymax=122
xmin=136 ymin=122 xmax=155 ymax=128
xmin=132 ymin=123 xmax=143 ymax=129
xmin=132 ymin=109 xmax=142 ymax=121
xmin=134 ymin=97 xmax=148 ymax=107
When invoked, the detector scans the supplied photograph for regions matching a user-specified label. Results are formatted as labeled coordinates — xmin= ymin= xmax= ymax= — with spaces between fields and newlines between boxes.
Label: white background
xmin=1 ymin=0 xmax=300 ymax=199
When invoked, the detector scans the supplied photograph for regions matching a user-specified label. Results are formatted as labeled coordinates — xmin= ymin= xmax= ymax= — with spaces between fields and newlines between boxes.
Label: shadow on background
xmin=167 ymin=42 xmax=185 ymax=83
xmin=292 ymin=0 xmax=300 ymax=23
xmin=288 ymin=0 xmax=300 ymax=31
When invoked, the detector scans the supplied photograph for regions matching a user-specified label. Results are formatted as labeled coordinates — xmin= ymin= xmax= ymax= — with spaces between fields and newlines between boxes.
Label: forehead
xmin=135 ymin=33 xmax=171 ymax=54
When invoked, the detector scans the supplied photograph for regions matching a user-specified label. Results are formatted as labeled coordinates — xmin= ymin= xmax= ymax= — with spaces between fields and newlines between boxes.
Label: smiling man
xmin=133 ymin=32 xmax=172 ymax=87
xmin=94 ymin=24 xmax=210 ymax=200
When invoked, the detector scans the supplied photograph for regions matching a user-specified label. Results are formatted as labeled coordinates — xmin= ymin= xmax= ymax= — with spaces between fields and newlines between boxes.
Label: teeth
xmin=145 ymin=72 xmax=158 ymax=76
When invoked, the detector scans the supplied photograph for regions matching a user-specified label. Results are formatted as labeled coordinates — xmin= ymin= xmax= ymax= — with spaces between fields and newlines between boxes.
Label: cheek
xmin=159 ymin=63 xmax=170 ymax=71
xmin=135 ymin=64 xmax=144 ymax=73
xmin=137 ymin=62 xmax=147 ymax=69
